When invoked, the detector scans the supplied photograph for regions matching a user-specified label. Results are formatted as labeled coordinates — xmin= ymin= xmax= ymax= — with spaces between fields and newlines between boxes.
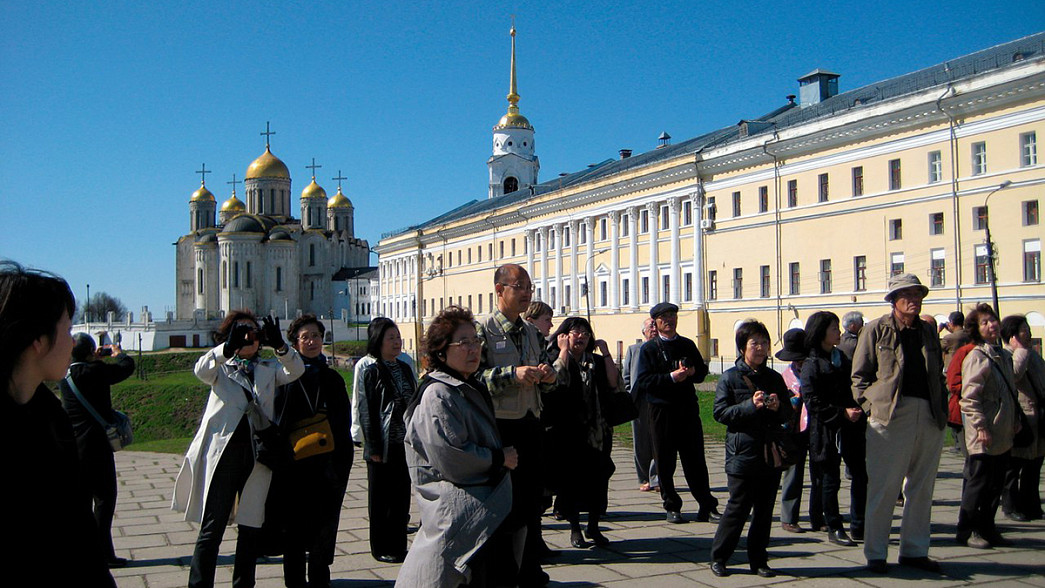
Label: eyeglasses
xmin=297 ymin=332 xmax=323 ymax=342
xmin=568 ymin=329 xmax=591 ymax=337
xmin=499 ymin=282 xmax=535 ymax=293
xmin=447 ymin=338 xmax=482 ymax=350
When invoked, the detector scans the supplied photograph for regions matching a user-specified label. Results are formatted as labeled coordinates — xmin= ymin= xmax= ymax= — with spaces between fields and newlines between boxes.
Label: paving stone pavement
xmin=110 ymin=444 xmax=1044 ymax=587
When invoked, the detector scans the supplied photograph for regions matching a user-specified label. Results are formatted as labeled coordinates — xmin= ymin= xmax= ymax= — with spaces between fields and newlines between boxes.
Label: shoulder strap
xmin=64 ymin=373 xmax=112 ymax=428
xmin=741 ymin=374 xmax=756 ymax=393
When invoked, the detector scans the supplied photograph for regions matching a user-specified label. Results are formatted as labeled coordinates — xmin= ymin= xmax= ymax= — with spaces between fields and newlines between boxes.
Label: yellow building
xmin=376 ymin=31 xmax=1045 ymax=368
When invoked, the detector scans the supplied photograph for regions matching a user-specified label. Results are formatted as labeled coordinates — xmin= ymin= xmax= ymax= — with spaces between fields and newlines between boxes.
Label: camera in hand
xmin=680 ymin=357 xmax=693 ymax=368
xmin=98 ymin=346 xmax=113 ymax=357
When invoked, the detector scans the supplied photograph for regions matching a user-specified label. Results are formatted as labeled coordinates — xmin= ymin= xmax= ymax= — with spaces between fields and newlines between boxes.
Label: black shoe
xmin=898 ymin=556 xmax=942 ymax=573
xmin=106 ymin=557 xmax=128 ymax=569
xmin=1005 ymin=511 xmax=1030 ymax=522
xmin=570 ymin=529 xmax=588 ymax=548
xmin=753 ymin=565 xmax=776 ymax=578
xmin=828 ymin=529 xmax=857 ymax=547
xmin=375 ymin=554 xmax=404 ymax=563
xmin=982 ymin=531 xmax=1011 ymax=547
xmin=666 ymin=510 xmax=686 ymax=524
xmin=695 ymin=507 xmax=722 ymax=522
xmin=710 ymin=561 xmax=729 ymax=577
xmin=965 ymin=532 xmax=991 ymax=549
xmin=781 ymin=522 xmax=805 ymax=533
xmin=851 ymin=528 xmax=864 ymax=542
xmin=866 ymin=559 xmax=887 ymax=574
xmin=585 ymin=528 xmax=610 ymax=547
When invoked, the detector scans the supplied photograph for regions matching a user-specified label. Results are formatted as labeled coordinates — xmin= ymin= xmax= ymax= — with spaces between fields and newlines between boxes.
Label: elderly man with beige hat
xmin=851 ymin=274 xmax=947 ymax=575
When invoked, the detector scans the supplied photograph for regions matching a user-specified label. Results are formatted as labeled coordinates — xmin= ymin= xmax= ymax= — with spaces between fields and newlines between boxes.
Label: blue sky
xmin=1 ymin=1 xmax=1042 ymax=316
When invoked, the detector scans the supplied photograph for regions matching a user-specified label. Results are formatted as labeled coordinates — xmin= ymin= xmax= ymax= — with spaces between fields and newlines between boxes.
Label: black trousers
xmin=1002 ymin=455 xmax=1044 ymax=518
xmin=80 ymin=439 xmax=119 ymax=560
xmin=958 ymin=452 xmax=1009 ymax=539
xmin=810 ymin=434 xmax=867 ymax=533
xmin=711 ymin=470 xmax=781 ymax=569
xmin=632 ymin=394 xmax=658 ymax=486
xmin=188 ymin=441 xmax=259 ymax=588
xmin=280 ymin=461 xmax=350 ymax=588
xmin=496 ymin=414 xmax=545 ymax=582
xmin=648 ymin=401 xmax=717 ymax=513
xmin=366 ymin=443 xmax=410 ymax=559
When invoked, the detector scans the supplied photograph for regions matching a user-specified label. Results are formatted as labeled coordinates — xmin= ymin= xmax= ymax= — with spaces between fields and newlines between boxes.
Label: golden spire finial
xmin=507 ymin=18 xmax=520 ymax=111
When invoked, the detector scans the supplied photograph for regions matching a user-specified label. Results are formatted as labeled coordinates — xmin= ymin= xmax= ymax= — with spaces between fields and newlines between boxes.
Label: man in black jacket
xmin=634 ymin=303 xmax=720 ymax=524
xmin=59 ymin=333 xmax=135 ymax=568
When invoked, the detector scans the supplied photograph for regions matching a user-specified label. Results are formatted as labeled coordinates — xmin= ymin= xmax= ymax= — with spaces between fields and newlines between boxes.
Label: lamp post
xmin=85 ymin=283 xmax=90 ymax=324
xmin=983 ymin=180 xmax=1012 ymax=314
xmin=328 ymin=308 xmax=336 ymax=366
xmin=582 ymin=248 xmax=610 ymax=324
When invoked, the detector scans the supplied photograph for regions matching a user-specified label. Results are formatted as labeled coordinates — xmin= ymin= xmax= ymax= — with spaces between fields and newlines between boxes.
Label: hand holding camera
xmin=223 ymin=322 xmax=257 ymax=358
xmin=259 ymin=315 xmax=285 ymax=351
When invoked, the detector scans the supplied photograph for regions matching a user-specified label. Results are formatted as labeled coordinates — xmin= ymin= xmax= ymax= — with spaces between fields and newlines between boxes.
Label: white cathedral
xmin=174 ymin=138 xmax=371 ymax=320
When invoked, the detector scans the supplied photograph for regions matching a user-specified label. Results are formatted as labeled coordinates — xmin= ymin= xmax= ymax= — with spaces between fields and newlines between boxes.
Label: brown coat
xmin=1009 ymin=346 xmax=1045 ymax=459
xmin=960 ymin=343 xmax=1018 ymax=456
xmin=851 ymin=313 xmax=947 ymax=428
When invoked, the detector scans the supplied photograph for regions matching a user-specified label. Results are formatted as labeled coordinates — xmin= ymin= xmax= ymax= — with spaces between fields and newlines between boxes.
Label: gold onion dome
xmin=221 ymin=193 xmax=246 ymax=212
xmin=246 ymin=146 xmax=290 ymax=179
xmin=493 ymin=25 xmax=532 ymax=131
xmin=190 ymin=183 xmax=215 ymax=202
xmin=301 ymin=177 xmax=327 ymax=200
xmin=327 ymin=186 xmax=353 ymax=208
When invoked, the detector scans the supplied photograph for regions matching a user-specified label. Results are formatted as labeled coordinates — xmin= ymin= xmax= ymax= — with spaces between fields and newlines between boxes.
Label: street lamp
xmin=85 ymin=283 xmax=90 ymax=325
xmin=582 ymin=248 xmax=610 ymax=324
xmin=983 ymin=180 xmax=1012 ymax=314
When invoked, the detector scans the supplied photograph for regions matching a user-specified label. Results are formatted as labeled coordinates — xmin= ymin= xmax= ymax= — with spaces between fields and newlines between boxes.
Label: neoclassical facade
xmin=377 ymin=32 xmax=1045 ymax=364
xmin=175 ymin=138 xmax=371 ymax=321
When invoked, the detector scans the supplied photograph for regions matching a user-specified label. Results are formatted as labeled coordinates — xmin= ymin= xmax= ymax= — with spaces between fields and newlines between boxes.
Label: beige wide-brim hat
xmin=884 ymin=273 xmax=930 ymax=302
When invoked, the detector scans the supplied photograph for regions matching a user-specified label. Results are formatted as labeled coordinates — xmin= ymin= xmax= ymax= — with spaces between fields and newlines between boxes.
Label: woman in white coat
xmin=172 ymin=310 xmax=304 ymax=588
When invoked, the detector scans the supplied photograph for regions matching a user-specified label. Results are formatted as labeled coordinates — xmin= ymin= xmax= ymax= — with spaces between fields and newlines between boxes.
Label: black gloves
xmin=223 ymin=322 xmax=256 ymax=358
xmin=259 ymin=315 xmax=286 ymax=351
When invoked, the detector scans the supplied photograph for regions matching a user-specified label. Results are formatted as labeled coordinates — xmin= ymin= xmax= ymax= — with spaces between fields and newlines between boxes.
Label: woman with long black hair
xmin=358 ymin=317 xmax=416 ymax=562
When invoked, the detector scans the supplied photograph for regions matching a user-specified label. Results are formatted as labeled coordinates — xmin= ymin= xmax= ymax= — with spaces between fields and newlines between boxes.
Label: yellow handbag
xmin=288 ymin=412 xmax=335 ymax=460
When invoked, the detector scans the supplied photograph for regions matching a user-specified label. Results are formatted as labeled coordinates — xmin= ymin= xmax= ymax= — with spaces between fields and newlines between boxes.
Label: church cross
xmin=306 ymin=157 xmax=322 ymax=178
xmin=227 ymin=174 xmax=240 ymax=193
xmin=261 ymin=121 xmax=276 ymax=147
xmin=196 ymin=163 xmax=211 ymax=185
xmin=332 ymin=170 xmax=347 ymax=189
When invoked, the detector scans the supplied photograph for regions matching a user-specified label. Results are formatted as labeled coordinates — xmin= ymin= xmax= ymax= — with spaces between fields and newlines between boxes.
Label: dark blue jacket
xmin=713 ymin=359 xmax=793 ymax=476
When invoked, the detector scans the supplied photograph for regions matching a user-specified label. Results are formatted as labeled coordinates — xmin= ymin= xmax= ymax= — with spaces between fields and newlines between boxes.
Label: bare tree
xmin=79 ymin=292 xmax=128 ymax=322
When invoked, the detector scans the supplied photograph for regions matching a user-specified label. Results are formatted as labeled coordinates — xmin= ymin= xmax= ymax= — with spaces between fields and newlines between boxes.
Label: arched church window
xmin=503 ymin=176 xmax=518 ymax=194
xmin=198 ymin=269 xmax=204 ymax=294
xmin=222 ymin=262 xmax=227 ymax=288
xmin=276 ymin=267 xmax=283 ymax=291
xmin=233 ymin=262 xmax=240 ymax=288
xmin=507 ymin=141 xmax=513 ymax=146
xmin=309 ymin=244 xmax=316 ymax=266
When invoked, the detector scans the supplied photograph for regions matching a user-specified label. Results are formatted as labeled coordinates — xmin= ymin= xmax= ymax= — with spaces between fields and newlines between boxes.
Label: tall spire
xmin=494 ymin=20 xmax=532 ymax=130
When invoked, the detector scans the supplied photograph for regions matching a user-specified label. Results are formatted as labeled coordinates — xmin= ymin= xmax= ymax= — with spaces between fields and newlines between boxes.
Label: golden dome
xmin=220 ymin=194 xmax=246 ymax=212
xmin=327 ymin=186 xmax=353 ymax=209
xmin=495 ymin=109 xmax=532 ymax=130
xmin=301 ymin=177 xmax=327 ymax=200
xmin=246 ymin=146 xmax=290 ymax=180
xmin=190 ymin=183 xmax=215 ymax=202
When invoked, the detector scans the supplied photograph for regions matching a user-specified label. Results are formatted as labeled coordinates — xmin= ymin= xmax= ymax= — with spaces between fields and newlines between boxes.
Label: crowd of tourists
xmin=2 ymin=260 xmax=1042 ymax=587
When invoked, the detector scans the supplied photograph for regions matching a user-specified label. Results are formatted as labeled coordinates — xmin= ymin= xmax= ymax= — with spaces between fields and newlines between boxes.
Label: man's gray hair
xmin=841 ymin=311 xmax=864 ymax=330
xmin=641 ymin=317 xmax=654 ymax=334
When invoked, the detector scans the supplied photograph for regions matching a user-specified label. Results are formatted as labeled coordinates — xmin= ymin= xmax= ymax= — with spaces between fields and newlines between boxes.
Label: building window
xmin=233 ymin=261 xmax=240 ymax=288
xmin=599 ymin=281 xmax=608 ymax=307
xmin=600 ymin=218 xmax=608 ymax=240
xmin=707 ymin=270 xmax=718 ymax=301
xmin=928 ymin=150 xmax=943 ymax=183
xmin=503 ymin=176 xmax=518 ymax=193
xmin=564 ymin=285 xmax=571 ymax=309
xmin=457 ymin=250 xmax=462 ymax=266
xmin=245 ymin=262 xmax=252 ymax=288
xmin=468 ymin=295 xmax=473 ymax=311
xmin=930 ymin=212 xmax=944 ymax=235
xmin=707 ymin=197 xmax=717 ymax=221
xmin=732 ymin=268 xmax=743 ymax=299
xmin=971 ymin=142 xmax=987 ymax=176
xmin=787 ymin=179 xmax=798 ymax=208
xmin=1025 ymin=240 xmax=1042 ymax=282
xmin=662 ymin=275 xmax=670 ymax=302
xmin=310 ymin=281 xmax=315 ymax=301
xmin=535 ymin=233 xmax=542 ymax=252
xmin=759 ymin=186 xmax=769 ymax=213
xmin=1021 ymin=132 xmax=1038 ymax=167
xmin=660 ymin=206 xmax=669 ymax=230
xmin=512 ymin=239 xmax=517 ymax=256
xmin=890 ymin=252 xmax=905 ymax=276
xmin=930 ymin=249 xmax=945 ymax=287
xmin=852 ymin=166 xmax=864 ymax=196
xmin=818 ymin=173 xmax=829 ymax=202
xmin=682 ymin=201 xmax=692 ymax=226
xmin=635 ymin=210 xmax=646 ymax=233
xmin=548 ymin=288 xmax=555 ymax=310
xmin=819 ymin=259 xmax=832 ymax=294
xmin=309 ymin=244 xmax=316 ymax=266
xmin=974 ymin=244 xmax=989 ymax=284
xmin=732 ymin=191 xmax=741 ymax=217
xmin=563 ymin=227 xmax=570 ymax=247
xmin=579 ymin=224 xmax=587 ymax=244
xmin=500 ymin=241 xmax=504 ymax=258
xmin=468 ymin=248 xmax=472 ymax=264
xmin=621 ymin=214 xmax=630 ymax=236
xmin=973 ymin=206 xmax=987 ymax=230
xmin=684 ymin=272 xmax=693 ymax=302
xmin=889 ymin=218 xmax=903 ymax=240
xmin=1024 ymin=200 xmax=1039 ymax=226
xmin=789 ymin=262 xmax=800 ymax=295
xmin=197 ymin=269 xmax=204 ymax=294
xmin=888 ymin=159 xmax=902 ymax=190
xmin=854 ymin=256 xmax=867 ymax=291
xmin=760 ymin=265 xmax=770 ymax=298
xmin=621 ymin=279 xmax=630 ymax=306
xmin=641 ymin=276 xmax=650 ymax=304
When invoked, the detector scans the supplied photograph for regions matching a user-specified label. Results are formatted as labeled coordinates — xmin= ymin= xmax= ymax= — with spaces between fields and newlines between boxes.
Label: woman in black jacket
xmin=801 ymin=311 xmax=867 ymax=547
xmin=270 ymin=315 xmax=353 ymax=588
xmin=710 ymin=320 xmax=793 ymax=578
xmin=358 ymin=317 xmax=415 ymax=563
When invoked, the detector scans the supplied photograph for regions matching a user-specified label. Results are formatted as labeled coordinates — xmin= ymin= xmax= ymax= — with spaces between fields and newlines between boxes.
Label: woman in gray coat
xmin=396 ymin=306 xmax=518 ymax=588
xmin=957 ymin=303 xmax=1020 ymax=549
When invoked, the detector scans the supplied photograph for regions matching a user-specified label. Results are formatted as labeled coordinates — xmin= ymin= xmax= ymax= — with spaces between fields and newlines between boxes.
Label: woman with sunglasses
xmin=358 ymin=317 xmax=415 ymax=563
xmin=172 ymin=310 xmax=304 ymax=588
xmin=545 ymin=316 xmax=619 ymax=548
xmin=396 ymin=306 xmax=517 ymax=587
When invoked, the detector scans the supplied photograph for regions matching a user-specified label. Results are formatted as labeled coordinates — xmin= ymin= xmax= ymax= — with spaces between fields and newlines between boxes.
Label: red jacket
xmin=946 ymin=342 xmax=976 ymax=426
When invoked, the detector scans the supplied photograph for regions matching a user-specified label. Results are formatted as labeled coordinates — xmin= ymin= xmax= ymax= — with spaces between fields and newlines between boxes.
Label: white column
xmin=568 ymin=220 xmax=580 ymax=312
xmin=538 ymin=226 xmax=549 ymax=302
xmin=669 ymin=197 xmax=681 ymax=305
xmin=609 ymin=210 xmax=620 ymax=310
xmin=628 ymin=206 xmax=639 ymax=309
xmin=525 ymin=229 xmax=535 ymax=279
xmin=646 ymin=202 xmax=659 ymax=304
xmin=691 ymin=191 xmax=705 ymax=308
xmin=552 ymin=222 xmax=563 ymax=313
xmin=585 ymin=217 xmax=596 ymax=307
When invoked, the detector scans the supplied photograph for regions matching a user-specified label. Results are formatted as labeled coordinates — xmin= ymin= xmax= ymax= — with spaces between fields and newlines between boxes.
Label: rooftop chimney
xmin=657 ymin=131 xmax=671 ymax=149
xmin=797 ymin=69 xmax=840 ymax=107
xmin=619 ymin=149 xmax=632 ymax=159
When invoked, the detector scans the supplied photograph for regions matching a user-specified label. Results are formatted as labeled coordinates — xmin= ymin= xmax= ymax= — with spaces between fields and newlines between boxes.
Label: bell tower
xmin=488 ymin=24 xmax=539 ymax=199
